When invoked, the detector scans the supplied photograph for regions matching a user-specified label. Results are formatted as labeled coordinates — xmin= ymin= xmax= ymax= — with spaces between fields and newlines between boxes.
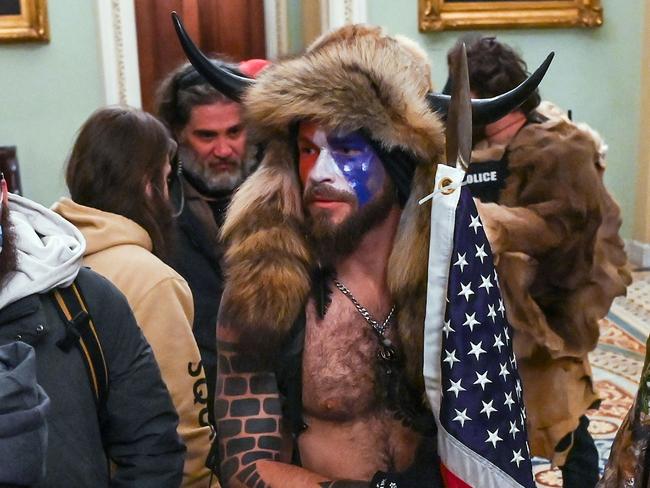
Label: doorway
xmin=134 ymin=0 xmax=266 ymax=113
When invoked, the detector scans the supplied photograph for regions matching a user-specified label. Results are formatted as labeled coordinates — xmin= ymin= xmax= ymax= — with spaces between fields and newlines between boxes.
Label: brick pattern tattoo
xmin=216 ymin=340 xmax=283 ymax=488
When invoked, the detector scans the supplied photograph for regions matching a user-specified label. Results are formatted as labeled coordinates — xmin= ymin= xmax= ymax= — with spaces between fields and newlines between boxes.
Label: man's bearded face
xmin=179 ymin=102 xmax=248 ymax=193
xmin=298 ymin=121 xmax=396 ymax=259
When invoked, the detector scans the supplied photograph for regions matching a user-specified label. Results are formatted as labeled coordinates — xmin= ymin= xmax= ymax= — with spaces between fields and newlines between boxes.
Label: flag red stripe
xmin=441 ymin=463 xmax=473 ymax=488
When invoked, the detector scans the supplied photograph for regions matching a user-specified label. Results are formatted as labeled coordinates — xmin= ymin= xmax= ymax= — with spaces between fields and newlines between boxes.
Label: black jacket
xmin=0 ymin=267 xmax=185 ymax=487
xmin=170 ymin=176 xmax=227 ymax=425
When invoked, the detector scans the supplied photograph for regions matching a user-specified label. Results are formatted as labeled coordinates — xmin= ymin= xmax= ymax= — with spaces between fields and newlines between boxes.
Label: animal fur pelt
xmin=474 ymin=103 xmax=632 ymax=359
xmin=472 ymin=104 xmax=631 ymax=458
xmin=218 ymin=24 xmax=444 ymax=388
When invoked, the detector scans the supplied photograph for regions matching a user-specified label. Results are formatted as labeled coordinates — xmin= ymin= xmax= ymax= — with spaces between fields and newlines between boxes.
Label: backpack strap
xmin=51 ymin=282 xmax=109 ymax=408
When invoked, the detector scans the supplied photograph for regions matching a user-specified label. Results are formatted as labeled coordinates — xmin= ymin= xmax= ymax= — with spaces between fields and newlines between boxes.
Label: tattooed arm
xmin=215 ymin=329 xmax=371 ymax=488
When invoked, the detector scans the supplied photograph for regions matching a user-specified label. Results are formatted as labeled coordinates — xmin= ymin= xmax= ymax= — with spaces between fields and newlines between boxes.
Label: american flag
xmin=423 ymin=165 xmax=535 ymax=488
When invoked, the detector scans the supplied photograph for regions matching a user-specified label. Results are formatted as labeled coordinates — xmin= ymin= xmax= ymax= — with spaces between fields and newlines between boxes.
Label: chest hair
xmin=301 ymin=293 xmax=398 ymax=421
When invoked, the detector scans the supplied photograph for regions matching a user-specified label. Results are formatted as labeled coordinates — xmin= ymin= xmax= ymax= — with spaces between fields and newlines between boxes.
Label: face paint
xmin=327 ymin=132 xmax=385 ymax=206
xmin=299 ymin=126 xmax=352 ymax=196
xmin=298 ymin=123 xmax=385 ymax=207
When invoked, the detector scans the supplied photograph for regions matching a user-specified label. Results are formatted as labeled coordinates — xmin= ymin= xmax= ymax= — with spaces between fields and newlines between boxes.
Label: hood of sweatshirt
xmin=52 ymin=197 xmax=152 ymax=257
xmin=1 ymin=194 xmax=85 ymax=308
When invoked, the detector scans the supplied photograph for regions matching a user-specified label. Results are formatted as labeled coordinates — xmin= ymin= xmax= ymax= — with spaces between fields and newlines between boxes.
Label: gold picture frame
xmin=0 ymin=0 xmax=49 ymax=43
xmin=419 ymin=0 xmax=603 ymax=31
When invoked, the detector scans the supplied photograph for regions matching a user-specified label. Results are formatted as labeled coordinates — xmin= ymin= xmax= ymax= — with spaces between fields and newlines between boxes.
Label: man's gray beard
xmin=306 ymin=182 xmax=397 ymax=266
xmin=178 ymin=145 xmax=255 ymax=193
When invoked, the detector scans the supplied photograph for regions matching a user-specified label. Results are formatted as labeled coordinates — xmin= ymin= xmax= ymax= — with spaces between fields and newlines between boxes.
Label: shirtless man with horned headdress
xmin=173 ymin=17 xmax=551 ymax=488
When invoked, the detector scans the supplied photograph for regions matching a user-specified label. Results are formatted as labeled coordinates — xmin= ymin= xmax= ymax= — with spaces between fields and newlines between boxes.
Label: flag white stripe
xmin=423 ymin=165 xmax=464 ymax=415
xmin=438 ymin=424 xmax=528 ymax=488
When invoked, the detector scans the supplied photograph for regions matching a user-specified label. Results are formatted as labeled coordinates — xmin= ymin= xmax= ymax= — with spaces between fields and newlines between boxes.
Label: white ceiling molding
xmin=96 ymin=0 xmax=142 ymax=107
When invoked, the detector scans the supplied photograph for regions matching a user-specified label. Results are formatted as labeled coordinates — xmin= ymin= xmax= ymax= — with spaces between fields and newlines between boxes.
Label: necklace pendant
xmin=378 ymin=342 xmax=398 ymax=363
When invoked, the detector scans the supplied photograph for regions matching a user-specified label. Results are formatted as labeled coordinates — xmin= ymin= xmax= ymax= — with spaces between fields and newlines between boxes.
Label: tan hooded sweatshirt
xmin=53 ymin=198 xmax=218 ymax=488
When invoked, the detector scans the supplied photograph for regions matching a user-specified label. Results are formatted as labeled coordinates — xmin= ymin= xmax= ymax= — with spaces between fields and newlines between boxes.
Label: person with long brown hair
xmin=53 ymin=106 xmax=218 ymax=487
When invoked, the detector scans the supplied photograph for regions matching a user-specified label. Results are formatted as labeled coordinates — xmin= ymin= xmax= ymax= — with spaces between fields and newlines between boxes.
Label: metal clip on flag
xmin=422 ymin=45 xmax=546 ymax=488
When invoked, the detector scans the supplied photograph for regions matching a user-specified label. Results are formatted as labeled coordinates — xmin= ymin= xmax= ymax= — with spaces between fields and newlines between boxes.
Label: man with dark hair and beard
xmin=155 ymin=59 xmax=269 ymax=424
xmin=163 ymin=20 xmax=552 ymax=486
xmin=53 ymin=106 xmax=217 ymax=487
xmin=0 ymin=175 xmax=185 ymax=485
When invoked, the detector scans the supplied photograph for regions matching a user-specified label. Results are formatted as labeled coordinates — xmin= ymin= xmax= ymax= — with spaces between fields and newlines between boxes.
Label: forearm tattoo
xmin=215 ymin=340 xmax=283 ymax=488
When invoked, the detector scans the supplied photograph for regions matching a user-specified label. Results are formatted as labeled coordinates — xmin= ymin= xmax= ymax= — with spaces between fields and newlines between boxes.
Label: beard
xmin=304 ymin=180 xmax=397 ymax=265
xmin=178 ymin=144 xmax=253 ymax=194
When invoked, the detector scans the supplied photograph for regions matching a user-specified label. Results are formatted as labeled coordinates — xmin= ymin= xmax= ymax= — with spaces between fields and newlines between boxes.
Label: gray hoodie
xmin=1 ymin=193 xmax=85 ymax=308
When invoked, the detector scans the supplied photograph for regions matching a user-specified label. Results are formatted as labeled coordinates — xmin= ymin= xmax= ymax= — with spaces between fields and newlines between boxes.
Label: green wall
xmin=367 ymin=1 xmax=644 ymax=237
xmin=286 ymin=0 xmax=304 ymax=54
xmin=0 ymin=1 xmax=643 ymax=236
xmin=0 ymin=1 xmax=104 ymax=207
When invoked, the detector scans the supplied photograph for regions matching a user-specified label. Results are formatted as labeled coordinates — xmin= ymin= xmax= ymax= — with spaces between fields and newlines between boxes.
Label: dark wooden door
xmin=134 ymin=0 xmax=266 ymax=113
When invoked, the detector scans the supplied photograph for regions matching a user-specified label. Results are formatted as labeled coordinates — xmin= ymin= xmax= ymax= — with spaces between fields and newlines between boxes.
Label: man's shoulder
xmin=513 ymin=117 xmax=568 ymax=142
xmin=180 ymin=195 xmax=219 ymax=234
xmin=174 ymin=201 xmax=222 ymax=269
xmin=512 ymin=107 xmax=598 ymax=151
xmin=75 ymin=266 xmax=123 ymax=294
xmin=509 ymin=116 xmax=599 ymax=168
xmin=72 ymin=267 xmax=134 ymax=317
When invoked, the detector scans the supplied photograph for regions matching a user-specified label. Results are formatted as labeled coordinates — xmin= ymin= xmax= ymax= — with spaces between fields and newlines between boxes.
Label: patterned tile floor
xmin=533 ymin=271 xmax=650 ymax=487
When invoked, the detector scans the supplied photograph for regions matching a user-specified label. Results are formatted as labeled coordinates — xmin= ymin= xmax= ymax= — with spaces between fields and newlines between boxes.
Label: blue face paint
xmin=326 ymin=131 xmax=385 ymax=206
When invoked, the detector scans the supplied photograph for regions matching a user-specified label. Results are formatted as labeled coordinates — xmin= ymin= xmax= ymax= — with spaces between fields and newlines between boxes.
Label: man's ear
xmin=144 ymin=181 xmax=153 ymax=198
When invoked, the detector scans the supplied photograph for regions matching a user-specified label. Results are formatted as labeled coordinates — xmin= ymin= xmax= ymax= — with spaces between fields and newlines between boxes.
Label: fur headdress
xmin=219 ymin=25 xmax=444 ymax=387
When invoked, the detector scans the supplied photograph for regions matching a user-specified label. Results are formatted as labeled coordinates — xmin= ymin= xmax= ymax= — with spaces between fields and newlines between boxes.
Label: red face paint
xmin=297 ymin=122 xmax=320 ymax=186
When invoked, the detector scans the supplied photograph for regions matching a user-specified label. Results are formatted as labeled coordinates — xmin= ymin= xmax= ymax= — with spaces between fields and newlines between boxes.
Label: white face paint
xmin=306 ymin=128 xmax=355 ymax=195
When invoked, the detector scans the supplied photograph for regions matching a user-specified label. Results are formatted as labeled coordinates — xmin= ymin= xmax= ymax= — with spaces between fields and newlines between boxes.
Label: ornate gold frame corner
xmin=0 ymin=0 xmax=49 ymax=43
xmin=419 ymin=0 xmax=603 ymax=32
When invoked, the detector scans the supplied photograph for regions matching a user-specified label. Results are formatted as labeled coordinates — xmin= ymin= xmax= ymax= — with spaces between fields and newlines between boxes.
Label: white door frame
xmin=263 ymin=0 xmax=367 ymax=57
xmin=96 ymin=0 xmax=142 ymax=107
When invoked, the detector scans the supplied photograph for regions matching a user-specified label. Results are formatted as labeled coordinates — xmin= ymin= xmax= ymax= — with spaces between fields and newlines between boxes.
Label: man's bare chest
xmin=301 ymin=295 xmax=396 ymax=420
xmin=298 ymin=297 xmax=421 ymax=476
